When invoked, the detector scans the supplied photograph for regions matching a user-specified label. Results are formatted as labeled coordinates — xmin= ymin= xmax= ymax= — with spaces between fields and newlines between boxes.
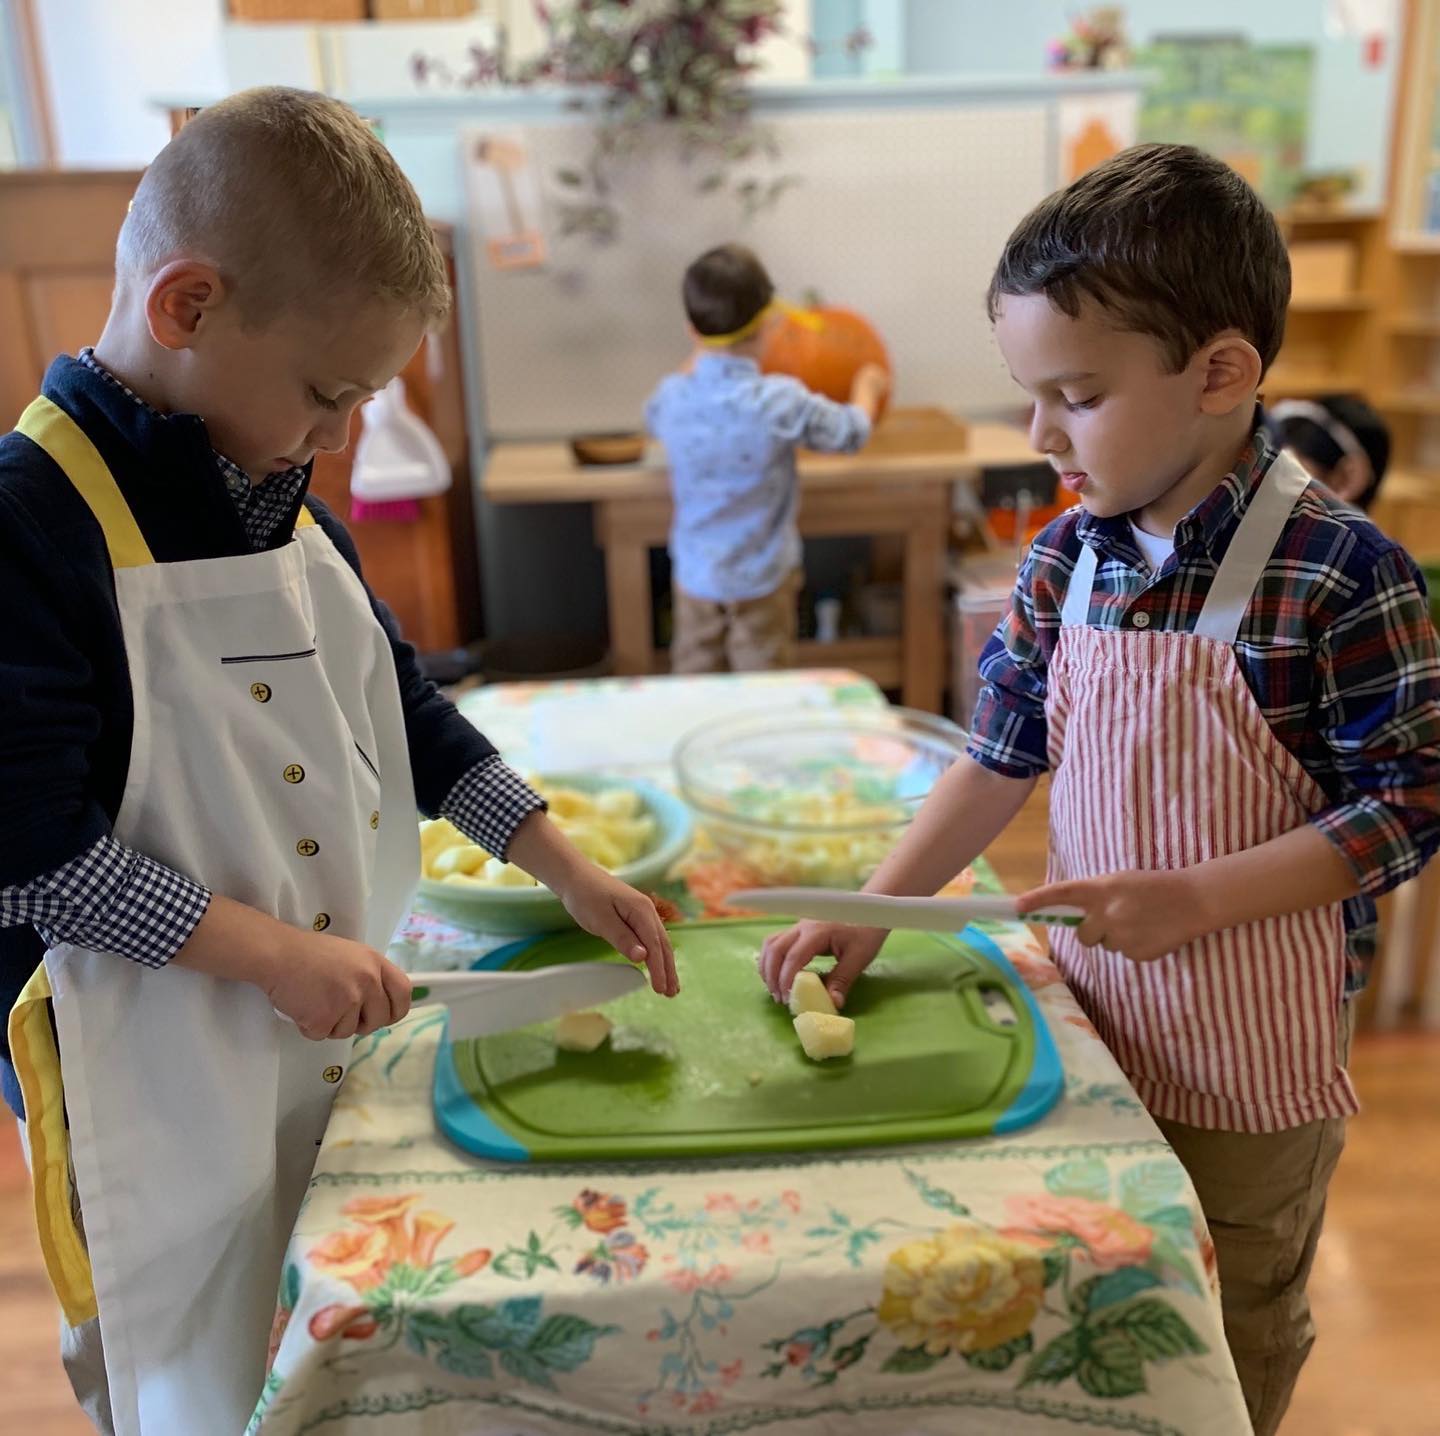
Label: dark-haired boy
xmin=760 ymin=144 xmax=1440 ymax=1434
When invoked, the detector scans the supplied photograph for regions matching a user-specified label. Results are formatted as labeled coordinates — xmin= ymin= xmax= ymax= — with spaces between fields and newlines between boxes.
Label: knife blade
xmin=730 ymin=888 xmax=1085 ymax=931
xmin=412 ymin=963 xmax=647 ymax=1040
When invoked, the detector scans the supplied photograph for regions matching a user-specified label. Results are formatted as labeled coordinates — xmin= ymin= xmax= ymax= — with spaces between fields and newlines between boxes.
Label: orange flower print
xmin=342 ymin=1194 xmax=421 ymax=1224
xmin=308 ymin=1303 xmax=376 ymax=1342
xmin=1003 ymin=1194 xmax=1155 ymax=1271
xmin=265 ymin=1305 xmax=290 ymax=1374
xmin=341 ymin=1193 xmax=421 ymax=1266
xmin=309 ymin=1225 xmax=392 ymax=1292
xmin=454 ymin=1247 xmax=494 ymax=1278
xmin=573 ymin=1189 xmax=627 ymax=1234
xmin=409 ymin=1211 xmax=456 ymax=1268
xmin=1008 ymin=949 xmax=1065 ymax=991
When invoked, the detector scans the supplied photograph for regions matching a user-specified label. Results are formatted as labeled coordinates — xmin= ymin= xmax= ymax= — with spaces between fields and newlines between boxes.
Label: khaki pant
xmin=671 ymin=571 xmax=801 ymax=674
xmin=16 ymin=1119 xmax=114 ymax=1435
xmin=1155 ymin=1005 xmax=1355 ymax=1436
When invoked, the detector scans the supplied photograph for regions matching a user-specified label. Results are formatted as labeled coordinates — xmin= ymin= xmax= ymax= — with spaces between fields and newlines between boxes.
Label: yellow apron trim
xmin=20 ymin=395 xmax=316 ymax=550
xmin=696 ymin=299 xmax=824 ymax=349
xmin=16 ymin=397 xmax=155 ymax=569
xmin=7 ymin=964 xmax=97 ymax=1325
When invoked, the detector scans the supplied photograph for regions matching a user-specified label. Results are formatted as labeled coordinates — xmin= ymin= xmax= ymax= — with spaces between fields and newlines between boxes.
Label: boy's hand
xmin=557 ymin=866 xmax=679 ymax=997
xmin=758 ymin=920 xmax=888 ymax=1009
xmin=850 ymin=362 xmax=891 ymax=419
xmin=1017 ymin=870 xmax=1206 ymax=964
xmin=264 ymin=931 xmax=414 ymax=1040
xmin=506 ymin=809 xmax=679 ymax=996
xmin=173 ymin=893 xmax=412 ymax=1039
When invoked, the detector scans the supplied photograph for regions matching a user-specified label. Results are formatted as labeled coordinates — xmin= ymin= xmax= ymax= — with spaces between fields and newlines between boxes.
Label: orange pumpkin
xmin=760 ymin=305 xmax=891 ymax=420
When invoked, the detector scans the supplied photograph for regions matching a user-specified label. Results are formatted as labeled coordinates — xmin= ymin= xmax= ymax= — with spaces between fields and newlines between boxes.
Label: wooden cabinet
xmin=0 ymin=170 xmax=479 ymax=652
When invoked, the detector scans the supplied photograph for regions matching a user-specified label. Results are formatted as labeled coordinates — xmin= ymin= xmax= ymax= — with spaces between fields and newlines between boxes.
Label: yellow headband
xmin=697 ymin=300 xmax=823 ymax=348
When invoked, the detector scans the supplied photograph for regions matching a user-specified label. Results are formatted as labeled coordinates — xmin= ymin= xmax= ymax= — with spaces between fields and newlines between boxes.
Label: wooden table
xmin=482 ymin=408 xmax=1036 ymax=710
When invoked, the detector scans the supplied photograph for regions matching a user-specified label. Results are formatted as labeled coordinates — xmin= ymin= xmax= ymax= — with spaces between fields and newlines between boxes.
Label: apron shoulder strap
xmin=1060 ymin=540 xmax=1099 ymax=628
xmin=18 ymin=397 xmax=318 ymax=564
xmin=1193 ymin=452 xmax=1311 ymax=645
xmin=17 ymin=397 xmax=154 ymax=569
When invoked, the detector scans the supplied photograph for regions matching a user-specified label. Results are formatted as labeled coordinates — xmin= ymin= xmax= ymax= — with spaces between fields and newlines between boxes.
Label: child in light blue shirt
xmin=645 ymin=244 xmax=888 ymax=672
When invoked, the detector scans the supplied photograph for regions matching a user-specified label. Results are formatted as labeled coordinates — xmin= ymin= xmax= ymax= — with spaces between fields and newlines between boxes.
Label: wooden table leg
xmin=899 ymin=491 xmax=948 ymax=712
xmin=597 ymin=501 xmax=654 ymax=676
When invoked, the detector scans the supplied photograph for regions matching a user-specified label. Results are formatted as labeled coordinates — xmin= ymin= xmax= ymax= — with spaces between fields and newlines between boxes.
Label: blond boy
xmin=0 ymin=88 xmax=675 ymax=1435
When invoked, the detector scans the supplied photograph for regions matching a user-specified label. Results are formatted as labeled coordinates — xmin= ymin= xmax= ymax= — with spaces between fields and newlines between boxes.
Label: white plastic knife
xmin=411 ymin=964 xmax=647 ymax=1039
xmin=730 ymin=888 xmax=1085 ymax=931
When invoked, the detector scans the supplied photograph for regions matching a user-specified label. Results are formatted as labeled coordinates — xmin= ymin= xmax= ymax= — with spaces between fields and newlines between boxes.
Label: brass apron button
xmin=296 ymin=838 xmax=319 ymax=857
xmin=250 ymin=682 xmax=271 ymax=703
xmin=284 ymin=764 xmax=305 ymax=784
xmin=312 ymin=912 xmax=331 ymax=932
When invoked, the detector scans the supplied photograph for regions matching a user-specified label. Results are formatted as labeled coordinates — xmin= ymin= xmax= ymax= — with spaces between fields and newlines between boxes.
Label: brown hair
xmin=118 ymin=86 xmax=450 ymax=326
xmin=987 ymin=143 xmax=1290 ymax=374
xmin=682 ymin=243 xmax=774 ymax=340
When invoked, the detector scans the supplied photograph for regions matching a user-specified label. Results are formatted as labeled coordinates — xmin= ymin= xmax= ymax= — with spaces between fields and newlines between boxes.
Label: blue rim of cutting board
xmin=433 ymin=924 xmax=1063 ymax=1162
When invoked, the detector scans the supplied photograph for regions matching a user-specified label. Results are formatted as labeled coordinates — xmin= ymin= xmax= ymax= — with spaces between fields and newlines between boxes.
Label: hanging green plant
xmin=413 ymin=0 xmax=818 ymax=239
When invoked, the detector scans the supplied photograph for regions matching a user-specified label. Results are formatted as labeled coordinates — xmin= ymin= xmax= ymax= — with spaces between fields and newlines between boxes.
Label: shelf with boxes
xmin=1269 ymin=209 xmax=1385 ymax=407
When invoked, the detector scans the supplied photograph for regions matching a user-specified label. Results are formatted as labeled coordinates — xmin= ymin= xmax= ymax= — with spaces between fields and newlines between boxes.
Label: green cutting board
xmin=434 ymin=919 xmax=1062 ymax=1162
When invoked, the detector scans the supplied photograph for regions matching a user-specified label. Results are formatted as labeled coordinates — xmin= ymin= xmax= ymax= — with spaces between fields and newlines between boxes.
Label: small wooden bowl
xmin=570 ymin=432 xmax=645 ymax=466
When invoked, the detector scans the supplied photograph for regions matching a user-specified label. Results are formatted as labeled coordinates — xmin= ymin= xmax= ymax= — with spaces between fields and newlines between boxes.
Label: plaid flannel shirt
xmin=968 ymin=423 xmax=1440 ymax=994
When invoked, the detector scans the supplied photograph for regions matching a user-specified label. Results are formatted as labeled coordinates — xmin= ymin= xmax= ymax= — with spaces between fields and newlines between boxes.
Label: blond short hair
xmin=118 ymin=87 xmax=450 ymax=326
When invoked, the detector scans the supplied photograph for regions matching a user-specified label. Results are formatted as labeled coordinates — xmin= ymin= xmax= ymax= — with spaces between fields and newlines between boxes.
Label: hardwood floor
xmin=4 ymin=777 xmax=1436 ymax=1434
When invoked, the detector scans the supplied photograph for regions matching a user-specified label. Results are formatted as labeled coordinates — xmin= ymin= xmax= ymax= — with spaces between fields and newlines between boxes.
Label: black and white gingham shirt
xmin=0 ymin=354 xmax=543 ymax=966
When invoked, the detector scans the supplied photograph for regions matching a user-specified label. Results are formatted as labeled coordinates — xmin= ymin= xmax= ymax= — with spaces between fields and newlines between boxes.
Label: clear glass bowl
xmin=673 ymin=706 xmax=968 ymax=889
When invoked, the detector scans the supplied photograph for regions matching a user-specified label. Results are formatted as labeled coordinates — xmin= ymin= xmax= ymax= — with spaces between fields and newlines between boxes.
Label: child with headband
xmin=1265 ymin=394 xmax=1390 ymax=512
xmin=645 ymin=243 xmax=889 ymax=673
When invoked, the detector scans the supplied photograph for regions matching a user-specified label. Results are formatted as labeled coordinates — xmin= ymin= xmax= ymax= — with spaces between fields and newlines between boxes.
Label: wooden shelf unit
xmin=1374 ymin=1 xmax=1440 ymax=484
xmin=1272 ymin=208 xmax=1387 ymax=410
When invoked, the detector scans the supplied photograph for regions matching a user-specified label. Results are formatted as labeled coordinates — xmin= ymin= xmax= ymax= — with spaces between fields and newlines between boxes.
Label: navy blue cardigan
xmin=0 ymin=356 xmax=495 ymax=1111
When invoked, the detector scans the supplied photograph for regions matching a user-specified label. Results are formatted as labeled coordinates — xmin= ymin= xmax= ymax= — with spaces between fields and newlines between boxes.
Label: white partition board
xmin=464 ymin=104 xmax=1050 ymax=438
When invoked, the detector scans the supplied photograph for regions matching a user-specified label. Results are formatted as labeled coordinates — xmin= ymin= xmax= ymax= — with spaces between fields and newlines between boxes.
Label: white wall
xmin=34 ymin=0 xmax=226 ymax=167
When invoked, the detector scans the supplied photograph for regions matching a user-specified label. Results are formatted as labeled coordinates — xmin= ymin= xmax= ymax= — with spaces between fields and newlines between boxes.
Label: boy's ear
xmin=145 ymin=260 xmax=228 ymax=351
xmin=1196 ymin=330 xmax=1263 ymax=415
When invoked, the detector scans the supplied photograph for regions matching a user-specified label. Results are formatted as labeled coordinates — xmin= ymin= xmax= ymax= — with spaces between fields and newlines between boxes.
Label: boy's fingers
xmin=381 ymin=961 xmax=413 ymax=1025
xmin=358 ymin=991 xmax=391 ymax=1037
xmin=760 ymin=927 xmax=805 ymax=999
xmin=601 ymin=901 xmax=667 ymax=995
xmin=632 ymin=897 xmax=678 ymax=996
xmin=327 ymin=1009 xmax=361 ymax=1041
xmin=1017 ymin=880 xmax=1086 ymax=913
xmin=825 ymin=949 xmax=871 ymax=1010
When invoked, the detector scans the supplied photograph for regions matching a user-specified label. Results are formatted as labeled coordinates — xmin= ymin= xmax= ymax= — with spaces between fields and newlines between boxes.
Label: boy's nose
xmin=310 ymin=414 xmax=352 ymax=455
xmin=1028 ymin=405 xmax=1068 ymax=456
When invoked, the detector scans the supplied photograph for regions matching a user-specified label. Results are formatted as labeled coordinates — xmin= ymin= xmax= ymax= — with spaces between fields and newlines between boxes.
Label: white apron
xmin=7 ymin=397 xmax=420 ymax=1433
xmin=1045 ymin=452 xmax=1358 ymax=1134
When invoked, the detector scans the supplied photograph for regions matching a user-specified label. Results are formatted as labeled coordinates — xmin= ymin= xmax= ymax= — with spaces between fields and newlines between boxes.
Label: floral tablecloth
xmin=252 ymin=672 xmax=1248 ymax=1436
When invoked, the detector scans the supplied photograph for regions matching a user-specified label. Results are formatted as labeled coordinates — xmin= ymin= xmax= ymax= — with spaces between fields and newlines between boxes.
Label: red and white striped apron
xmin=1046 ymin=452 xmax=1358 ymax=1133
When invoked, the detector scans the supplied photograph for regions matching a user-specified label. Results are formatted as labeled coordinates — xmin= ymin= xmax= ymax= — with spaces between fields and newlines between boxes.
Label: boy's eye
xmin=1064 ymin=395 xmax=1100 ymax=413
xmin=309 ymin=387 xmax=340 ymax=412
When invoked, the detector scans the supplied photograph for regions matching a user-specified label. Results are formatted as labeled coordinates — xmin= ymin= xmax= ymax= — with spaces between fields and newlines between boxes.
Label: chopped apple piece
xmin=788 ymin=970 xmax=837 ymax=1018
xmin=555 ymin=1010 xmax=613 ymax=1052
xmin=793 ymin=1011 xmax=854 ymax=1061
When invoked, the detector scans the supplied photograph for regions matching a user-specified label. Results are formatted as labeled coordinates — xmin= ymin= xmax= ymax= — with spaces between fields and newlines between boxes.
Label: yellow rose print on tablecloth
xmin=876 ymin=1222 xmax=1045 ymax=1356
